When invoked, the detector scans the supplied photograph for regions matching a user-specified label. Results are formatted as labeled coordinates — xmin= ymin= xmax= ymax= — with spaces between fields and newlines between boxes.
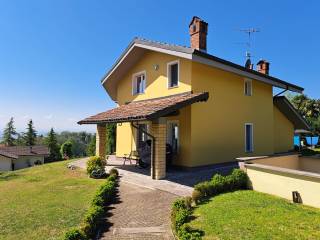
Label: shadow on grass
xmin=0 ymin=172 xmax=20 ymax=181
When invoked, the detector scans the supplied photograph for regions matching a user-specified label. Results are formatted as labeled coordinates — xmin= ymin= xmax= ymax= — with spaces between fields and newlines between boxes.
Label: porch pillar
xmin=96 ymin=124 xmax=106 ymax=160
xmin=151 ymin=118 xmax=167 ymax=180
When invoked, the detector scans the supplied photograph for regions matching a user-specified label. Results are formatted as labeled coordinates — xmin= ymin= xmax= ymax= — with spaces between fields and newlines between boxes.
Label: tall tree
xmin=45 ymin=128 xmax=61 ymax=161
xmin=2 ymin=117 xmax=17 ymax=146
xmin=86 ymin=134 xmax=96 ymax=156
xmin=106 ymin=123 xmax=116 ymax=154
xmin=23 ymin=120 xmax=37 ymax=146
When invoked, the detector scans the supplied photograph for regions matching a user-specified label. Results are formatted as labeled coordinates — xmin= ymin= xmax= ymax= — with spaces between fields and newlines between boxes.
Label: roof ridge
xmin=135 ymin=37 xmax=190 ymax=50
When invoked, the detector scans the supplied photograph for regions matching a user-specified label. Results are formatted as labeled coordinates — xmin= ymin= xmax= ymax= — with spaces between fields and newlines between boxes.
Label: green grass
xmin=189 ymin=190 xmax=320 ymax=240
xmin=0 ymin=160 xmax=105 ymax=240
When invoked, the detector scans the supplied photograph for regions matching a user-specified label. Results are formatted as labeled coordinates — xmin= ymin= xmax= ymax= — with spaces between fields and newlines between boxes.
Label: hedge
xmin=171 ymin=198 xmax=202 ymax=240
xmin=64 ymin=170 xmax=118 ymax=240
xmin=193 ymin=169 xmax=248 ymax=203
xmin=171 ymin=169 xmax=249 ymax=240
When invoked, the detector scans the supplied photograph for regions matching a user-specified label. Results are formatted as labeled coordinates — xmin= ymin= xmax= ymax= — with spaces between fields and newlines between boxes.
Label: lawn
xmin=189 ymin=190 xmax=320 ymax=240
xmin=0 ymin=160 xmax=105 ymax=240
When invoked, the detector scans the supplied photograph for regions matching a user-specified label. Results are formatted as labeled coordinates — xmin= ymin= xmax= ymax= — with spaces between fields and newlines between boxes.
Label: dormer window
xmin=167 ymin=60 xmax=179 ymax=88
xmin=244 ymin=79 xmax=252 ymax=96
xmin=132 ymin=71 xmax=146 ymax=95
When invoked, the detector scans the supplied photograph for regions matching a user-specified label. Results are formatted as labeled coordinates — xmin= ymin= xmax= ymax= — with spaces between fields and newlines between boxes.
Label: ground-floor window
xmin=245 ymin=123 xmax=254 ymax=152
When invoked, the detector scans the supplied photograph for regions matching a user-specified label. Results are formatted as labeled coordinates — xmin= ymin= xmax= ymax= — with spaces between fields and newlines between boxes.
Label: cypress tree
xmin=23 ymin=120 xmax=37 ymax=146
xmin=2 ymin=117 xmax=17 ymax=146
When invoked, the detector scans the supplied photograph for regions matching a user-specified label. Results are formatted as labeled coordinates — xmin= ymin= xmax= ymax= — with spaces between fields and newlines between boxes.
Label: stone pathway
xmin=97 ymin=180 xmax=177 ymax=240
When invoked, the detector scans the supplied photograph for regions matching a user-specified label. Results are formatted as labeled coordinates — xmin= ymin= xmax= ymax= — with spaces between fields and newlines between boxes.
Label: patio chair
xmin=123 ymin=150 xmax=140 ymax=166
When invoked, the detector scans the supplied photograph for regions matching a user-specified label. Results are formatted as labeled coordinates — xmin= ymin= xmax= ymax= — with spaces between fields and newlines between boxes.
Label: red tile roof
xmin=0 ymin=145 xmax=49 ymax=159
xmin=78 ymin=92 xmax=209 ymax=124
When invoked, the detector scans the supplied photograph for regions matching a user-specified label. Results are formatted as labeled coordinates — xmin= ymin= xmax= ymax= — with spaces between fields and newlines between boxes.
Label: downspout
xmin=131 ymin=122 xmax=156 ymax=179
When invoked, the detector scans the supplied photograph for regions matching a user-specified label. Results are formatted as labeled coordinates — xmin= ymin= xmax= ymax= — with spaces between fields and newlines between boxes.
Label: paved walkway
xmin=70 ymin=157 xmax=237 ymax=239
xmin=71 ymin=156 xmax=237 ymax=197
xmin=97 ymin=181 xmax=177 ymax=240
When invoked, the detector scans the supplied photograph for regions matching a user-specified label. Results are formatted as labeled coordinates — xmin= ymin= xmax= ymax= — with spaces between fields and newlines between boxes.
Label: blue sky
xmin=0 ymin=0 xmax=319 ymax=134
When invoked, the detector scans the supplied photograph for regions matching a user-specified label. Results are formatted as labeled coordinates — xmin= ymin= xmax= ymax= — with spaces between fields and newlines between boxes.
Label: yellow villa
xmin=79 ymin=17 xmax=309 ymax=179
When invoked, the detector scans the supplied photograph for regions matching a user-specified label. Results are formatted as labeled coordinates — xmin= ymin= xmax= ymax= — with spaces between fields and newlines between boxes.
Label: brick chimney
xmin=256 ymin=60 xmax=270 ymax=75
xmin=189 ymin=16 xmax=208 ymax=52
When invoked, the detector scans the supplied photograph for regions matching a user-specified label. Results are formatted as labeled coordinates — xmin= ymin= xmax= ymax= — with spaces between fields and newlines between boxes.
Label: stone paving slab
xmin=98 ymin=180 xmax=177 ymax=240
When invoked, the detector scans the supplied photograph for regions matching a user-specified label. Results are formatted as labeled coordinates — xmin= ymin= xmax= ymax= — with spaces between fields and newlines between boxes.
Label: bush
xmin=191 ymin=190 xmax=202 ymax=204
xmin=194 ymin=169 xmax=248 ymax=203
xmin=64 ymin=175 xmax=118 ymax=240
xmin=184 ymin=196 xmax=193 ymax=210
xmin=86 ymin=156 xmax=107 ymax=178
xmin=179 ymin=225 xmax=202 ymax=240
xmin=64 ymin=229 xmax=87 ymax=240
xmin=60 ymin=141 xmax=73 ymax=159
xmin=109 ymin=168 xmax=119 ymax=177
xmin=34 ymin=160 xmax=42 ymax=165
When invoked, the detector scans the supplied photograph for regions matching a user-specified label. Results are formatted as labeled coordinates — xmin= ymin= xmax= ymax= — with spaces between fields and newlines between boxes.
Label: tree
xmin=106 ymin=123 xmax=116 ymax=154
xmin=23 ymin=120 xmax=37 ymax=146
xmin=2 ymin=117 xmax=17 ymax=146
xmin=45 ymin=128 xmax=61 ymax=161
xmin=86 ymin=134 xmax=96 ymax=156
xmin=60 ymin=141 xmax=73 ymax=159
xmin=289 ymin=94 xmax=320 ymax=134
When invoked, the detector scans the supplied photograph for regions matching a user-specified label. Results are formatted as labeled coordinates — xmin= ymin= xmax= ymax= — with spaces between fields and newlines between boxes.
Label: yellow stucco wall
xmin=114 ymin=51 xmax=295 ymax=167
xmin=273 ymin=106 xmax=294 ymax=153
xmin=116 ymin=51 xmax=192 ymax=105
xmin=115 ymin=51 xmax=192 ymax=159
xmin=247 ymin=166 xmax=320 ymax=208
xmin=189 ymin=62 xmax=274 ymax=166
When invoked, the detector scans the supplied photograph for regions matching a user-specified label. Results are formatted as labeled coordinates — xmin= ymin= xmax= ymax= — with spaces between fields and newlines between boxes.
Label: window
xmin=245 ymin=123 xmax=253 ymax=153
xmin=132 ymin=71 xmax=146 ymax=95
xmin=244 ymin=79 xmax=252 ymax=96
xmin=167 ymin=60 xmax=179 ymax=88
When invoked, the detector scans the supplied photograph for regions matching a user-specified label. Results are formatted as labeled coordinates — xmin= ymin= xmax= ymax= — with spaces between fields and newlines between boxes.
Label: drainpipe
xmin=131 ymin=122 xmax=156 ymax=179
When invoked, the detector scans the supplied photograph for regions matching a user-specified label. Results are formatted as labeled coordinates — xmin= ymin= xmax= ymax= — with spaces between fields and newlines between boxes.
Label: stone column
xmin=96 ymin=124 xmax=106 ymax=160
xmin=151 ymin=118 xmax=167 ymax=180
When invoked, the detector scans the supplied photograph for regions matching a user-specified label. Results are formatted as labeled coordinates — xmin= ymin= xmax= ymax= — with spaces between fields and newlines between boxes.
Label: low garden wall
xmin=244 ymin=156 xmax=320 ymax=208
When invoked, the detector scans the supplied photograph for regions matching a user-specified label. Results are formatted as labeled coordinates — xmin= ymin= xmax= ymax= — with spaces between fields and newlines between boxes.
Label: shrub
xmin=109 ymin=168 xmax=119 ymax=177
xmin=194 ymin=169 xmax=248 ymax=203
xmin=60 ymin=141 xmax=73 ymax=159
xmin=86 ymin=156 xmax=107 ymax=177
xmin=191 ymin=190 xmax=202 ymax=204
xmin=184 ymin=196 xmax=193 ymax=210
xmin=81 ymin=205 xmax=104 ymax=237
xmin=64 ymin=229 xmax=87 ymax=240
xmin=228 ymin=169 xmax=248 ymax=190
xmin=179 ymin=225 xmax=202 ymax=240
xmin=34 ymin=160 xmax=42 ymax=165
xmin=65 ymin=174 xmax=118 ymax=240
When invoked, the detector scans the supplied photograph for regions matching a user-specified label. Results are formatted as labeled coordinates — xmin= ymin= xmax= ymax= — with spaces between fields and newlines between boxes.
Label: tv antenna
xmin=237 ymin=28 xmax=260 ymax=68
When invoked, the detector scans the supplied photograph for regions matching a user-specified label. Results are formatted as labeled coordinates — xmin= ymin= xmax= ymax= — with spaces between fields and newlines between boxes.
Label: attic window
xmin=244 ymin=79 xmax=252 ymax=96
xmin=132 ymin=71 xmax=146 ymax=95
xmin=168 ymin=60 xmax=179 ymax=88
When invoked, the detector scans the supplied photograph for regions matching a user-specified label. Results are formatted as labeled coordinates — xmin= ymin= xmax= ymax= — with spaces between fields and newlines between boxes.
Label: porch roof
xmin=78 ymin=92 xmax=209 ymax=124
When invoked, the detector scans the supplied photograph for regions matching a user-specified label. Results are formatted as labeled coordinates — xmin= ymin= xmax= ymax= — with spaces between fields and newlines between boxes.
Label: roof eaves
xmin=192 ymin=50 xmax=304 ymax=93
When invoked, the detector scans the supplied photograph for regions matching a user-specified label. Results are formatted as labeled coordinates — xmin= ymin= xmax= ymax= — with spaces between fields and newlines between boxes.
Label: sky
xmin=0 ymin=0 xmax=319 ymax=134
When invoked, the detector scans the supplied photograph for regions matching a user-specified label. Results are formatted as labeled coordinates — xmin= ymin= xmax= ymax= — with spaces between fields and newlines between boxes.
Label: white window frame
xmin=245 ymin=123 xmax=254 ymax=153
xmin=167 ymin=60 xmax=180 ymax=88
xmin=244 ymin=79 xmax=252 ymax=96
xmin=132 ymin=70 xmax=146 ymax=95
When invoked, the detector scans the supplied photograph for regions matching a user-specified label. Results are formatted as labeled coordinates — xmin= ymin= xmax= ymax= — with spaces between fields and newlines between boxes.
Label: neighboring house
xmin=78 ymin=17 xmax=309 ymax=179
xmin=0 ymin=145 xmax=49 ymax=171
